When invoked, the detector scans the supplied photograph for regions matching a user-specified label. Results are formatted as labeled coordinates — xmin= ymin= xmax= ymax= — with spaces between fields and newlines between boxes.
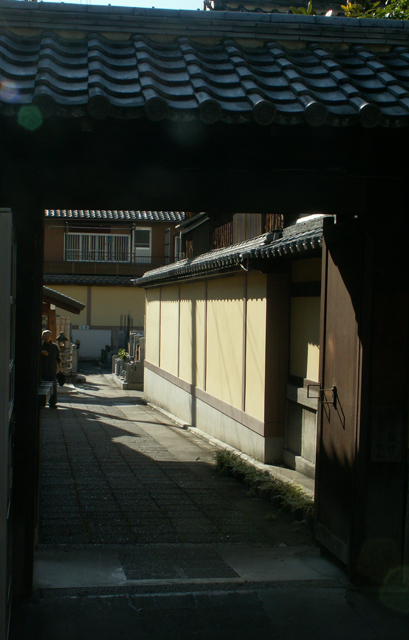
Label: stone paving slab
xmin=39 ymin=371 xmax=313 ymax=550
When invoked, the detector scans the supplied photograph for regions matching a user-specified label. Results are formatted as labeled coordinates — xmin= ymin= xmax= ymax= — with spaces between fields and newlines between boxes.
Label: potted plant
xmin=115 ymin=349 xmax=129 ymax=376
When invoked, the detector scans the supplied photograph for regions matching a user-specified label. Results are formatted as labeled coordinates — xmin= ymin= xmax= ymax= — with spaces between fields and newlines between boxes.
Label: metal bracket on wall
xmin=307 ymin=384 xmax=337 ymax=407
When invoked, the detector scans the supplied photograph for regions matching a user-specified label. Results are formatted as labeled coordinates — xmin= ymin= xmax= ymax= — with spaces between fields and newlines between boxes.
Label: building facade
xmin=43 ymin=210 xmax=184 ymax=358
xmin=139 ymin=216 xmax=323 ymax=468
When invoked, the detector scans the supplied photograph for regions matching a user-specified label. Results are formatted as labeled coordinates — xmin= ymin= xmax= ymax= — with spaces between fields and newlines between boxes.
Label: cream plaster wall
xmin=91 ymin=286 xmax=145 ymax=326
xmin=142 ymin=260 xmax=321 ymax=466
xmin=290 ymin=296 xmax=320 ymax=382
xmin=45 ymin=285 xmax=88 ymax=325
xmin=245 ymin=272 xmax=267 ymax=421
xmin=179 ymin=282 xmax=206 ymax=389
xmin=145 ymin=288 xmax=161 ymax=366
xmin=159 ymin=285 xmax=179 ymax=377
xmin=45 ymin=284 xmax=145 ymax=329
xmin=206 ymin=275 xmax=244 ymax=411
xmin=145 ymin=274 xmax=267 ymax=418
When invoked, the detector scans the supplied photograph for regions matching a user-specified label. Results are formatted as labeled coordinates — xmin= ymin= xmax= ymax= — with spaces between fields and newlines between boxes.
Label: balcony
xmin=43 ymin=257 xmax=170 ymax=277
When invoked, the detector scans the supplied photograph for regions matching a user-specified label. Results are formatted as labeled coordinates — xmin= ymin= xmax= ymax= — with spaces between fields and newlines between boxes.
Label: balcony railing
xmin=64 ymin=251 xmax=154 ymax=263
xmin=43 ymin=257 xmax=171 ymax=276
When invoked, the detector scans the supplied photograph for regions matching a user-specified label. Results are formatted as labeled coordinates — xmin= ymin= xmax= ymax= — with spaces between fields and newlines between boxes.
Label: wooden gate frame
xmin=315 ymin=218 xmax=409 ymax=585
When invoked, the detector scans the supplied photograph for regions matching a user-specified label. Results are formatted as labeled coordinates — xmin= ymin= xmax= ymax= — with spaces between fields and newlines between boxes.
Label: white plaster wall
xmin=144 ymin=367 xmax=193 ymax=424
xmin=72 ymin=329 xmax=112 ymax=359
xmin=144 ymin=367 xmax=282 ymax=463
xmin=283 ymin=384 xmax=318 ymax=479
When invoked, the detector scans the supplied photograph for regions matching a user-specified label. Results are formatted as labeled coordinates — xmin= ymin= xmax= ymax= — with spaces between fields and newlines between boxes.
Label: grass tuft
xmin=215 ymin=449 xmax=314 ymax=518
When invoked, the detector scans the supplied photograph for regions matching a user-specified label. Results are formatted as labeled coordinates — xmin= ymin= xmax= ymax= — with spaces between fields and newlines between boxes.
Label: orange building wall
xmin=43 ymin=220 xmax=178 ymax=265
xmin=43 ymin=222 xmax=65 ymax=261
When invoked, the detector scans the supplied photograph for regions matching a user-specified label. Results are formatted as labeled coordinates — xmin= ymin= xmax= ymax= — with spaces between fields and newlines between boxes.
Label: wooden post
xmin=11 ymin=201 xmax=45 ymax=597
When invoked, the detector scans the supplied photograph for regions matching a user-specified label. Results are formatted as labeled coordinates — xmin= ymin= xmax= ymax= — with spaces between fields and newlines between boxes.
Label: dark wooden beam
xmin=11 ymin=199 xmax=44 ymax=597
xmin=36 ymin=167 xmax=365 ymax=216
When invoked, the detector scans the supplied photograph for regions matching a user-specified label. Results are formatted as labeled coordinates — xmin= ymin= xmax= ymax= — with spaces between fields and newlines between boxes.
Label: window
xmin=165 ymin=228 xmax=170 ymax=264
xmin=65 ymin=233 xmax=130 ymax=262
xmin=174 ymin=234 xmax=181 ymax=261
xmin=133 ymin=228 xmax=151 ymax=263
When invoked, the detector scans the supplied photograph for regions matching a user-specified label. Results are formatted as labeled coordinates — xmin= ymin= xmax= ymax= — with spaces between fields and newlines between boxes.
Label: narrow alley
xmin=10 ymin=366 xmax=409 ymax=640
xmin=38 ymin=366 xmax=314 ymax=549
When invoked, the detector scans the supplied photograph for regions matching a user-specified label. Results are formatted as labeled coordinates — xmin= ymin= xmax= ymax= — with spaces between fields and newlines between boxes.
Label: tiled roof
xmin=43 ymin=275 xmax=135 ymax=286
xmin=137 ymin=216 xmax=324 ymax=286
xmin=2 ymin=3 xmax=409 ymax=127
xmin=45 ymin=210 xmax=185 ymax=222
xmin=43 ymin=286 xmax=85 ymax=314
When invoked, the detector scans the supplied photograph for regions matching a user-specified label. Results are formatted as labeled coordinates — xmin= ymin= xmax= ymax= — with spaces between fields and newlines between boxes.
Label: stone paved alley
xmin=38 ymin=369 xmax=313 ymax=549
xmin=10 ymin=366 xmax=409 ymax=640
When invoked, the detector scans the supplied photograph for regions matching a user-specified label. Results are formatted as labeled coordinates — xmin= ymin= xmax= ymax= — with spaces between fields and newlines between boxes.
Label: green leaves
xmin=341 ymin=0 xmax=408 ymax=17
xmin=292 ymin=0 xmax=409 ymax=18
xmin=290 ymin=1 xmax=316 ymax=14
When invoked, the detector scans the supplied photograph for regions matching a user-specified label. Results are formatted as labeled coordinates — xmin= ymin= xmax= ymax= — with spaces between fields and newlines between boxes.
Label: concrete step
xmin=33 ymin=544 xmax=346 ymax=592
xmin=12 ymin=575 xmax=409 ymax=640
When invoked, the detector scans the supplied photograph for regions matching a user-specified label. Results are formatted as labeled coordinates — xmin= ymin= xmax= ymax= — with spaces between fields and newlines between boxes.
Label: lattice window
xmin=65 ymin=233 xmax=130 ymax=262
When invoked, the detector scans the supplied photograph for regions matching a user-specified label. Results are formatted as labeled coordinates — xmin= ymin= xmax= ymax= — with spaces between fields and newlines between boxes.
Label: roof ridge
xmin=44 ymin=210 xmax=185 ymax=221
xmin=1 ymin=3 xmax=409 ymax=46
xmin=138 ymin=222 xmax=323 ymax=286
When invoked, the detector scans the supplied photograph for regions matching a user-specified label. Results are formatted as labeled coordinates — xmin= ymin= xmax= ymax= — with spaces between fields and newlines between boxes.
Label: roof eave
xmin=42 ymin=285 xmax=85 ymax=314
xmin=136 ymin=225 xmax=323 ymax=287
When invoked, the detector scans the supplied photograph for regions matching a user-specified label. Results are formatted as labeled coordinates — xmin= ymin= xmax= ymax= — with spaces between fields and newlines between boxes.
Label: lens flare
xmin=379 ymin=566 xmax=409 ymax=614
xmin=0 ymin=79 xmax=19 ymax=103
xmin=17 ymin=105 xmax=43 ymax=131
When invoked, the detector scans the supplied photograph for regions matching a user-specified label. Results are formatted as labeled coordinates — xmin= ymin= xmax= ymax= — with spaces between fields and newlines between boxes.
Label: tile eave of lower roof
xmin=44 ymin=210 xmax=185 ymax=222
xmin=43 ymin=274 xmax=136 ymax=286
xmin=136 ymin=219 xmax=323 ymax=287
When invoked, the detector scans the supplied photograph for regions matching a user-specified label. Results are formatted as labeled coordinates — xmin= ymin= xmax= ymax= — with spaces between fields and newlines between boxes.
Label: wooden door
xmin=0 ymin=209 xmax=16 ymax=640
xmin=314 ymin=219 xmax=363 ymax=568
xmin=315 ymin=218 xmax=409 ymax=584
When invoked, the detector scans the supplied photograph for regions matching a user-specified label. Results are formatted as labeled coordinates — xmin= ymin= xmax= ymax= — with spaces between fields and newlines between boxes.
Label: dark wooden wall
xmin=265 ymin=213 xmax=284 ymax=233
xmin=232 ymin=213 xmax=263 ymax=244
xmin=1 ymin=109 xmax=409 ymax=593
xmin=43 ymin=222 xmax=65 ymax=261
xmin=0 ymin=115 xmax=384 ymax=215
xmin=12 ymin=203 xmax=45 ymax=597
xmin=212 ymin=213 xmax=233 ymax=249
